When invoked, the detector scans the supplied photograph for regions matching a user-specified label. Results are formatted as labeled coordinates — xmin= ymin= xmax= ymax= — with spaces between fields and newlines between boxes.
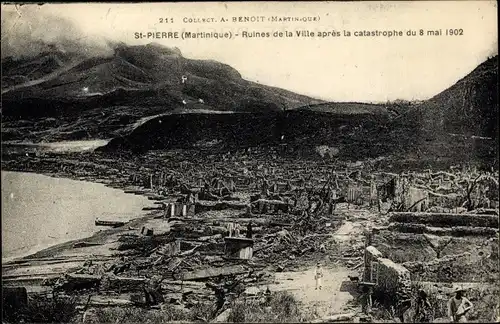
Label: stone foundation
xmin=371 ymin=213 xmax=499 ymax=285
xmin=364 ymin=246 xmax=412 ymax=302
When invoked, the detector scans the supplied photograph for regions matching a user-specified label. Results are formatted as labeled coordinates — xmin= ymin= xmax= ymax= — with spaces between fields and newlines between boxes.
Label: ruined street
xmin=2 ymin=148 xmax=499 ymax=323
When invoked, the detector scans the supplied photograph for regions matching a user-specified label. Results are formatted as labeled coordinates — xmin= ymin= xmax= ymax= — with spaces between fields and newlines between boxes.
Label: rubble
xmin=3 ymin=149 xmax=498 ymax=323
xmin=182 ymin=265 xmax=249 ymax=281
xmin=311 ymin=312 xmax=356 ymax=323
xmin=389 ymin=212 xmax=499 ymax=228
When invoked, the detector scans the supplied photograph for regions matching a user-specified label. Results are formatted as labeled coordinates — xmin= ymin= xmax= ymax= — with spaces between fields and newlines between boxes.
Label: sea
xmin=1 ymin=170 xmax=152 ymax=262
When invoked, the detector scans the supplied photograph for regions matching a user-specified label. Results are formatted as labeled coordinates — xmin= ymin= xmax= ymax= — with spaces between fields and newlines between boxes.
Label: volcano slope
xmin=102 ymin=57 xmax=498 ymax=168
xmin=97 ymin=55 xmax=497 ymax=168
xmin=1 ymin=43 xmax=322 ymax=142
xmin=100 ymin=109 xmax=402 ymax=158
xmin=2 ymin=41 xmax=498 ymax=168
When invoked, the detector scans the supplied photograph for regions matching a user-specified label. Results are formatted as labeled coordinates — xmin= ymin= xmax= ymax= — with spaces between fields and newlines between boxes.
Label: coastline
xmin=1 ymin=169 xmax=158 ymax=265
xmin=8 ymin=211 xmax=160 ymax=262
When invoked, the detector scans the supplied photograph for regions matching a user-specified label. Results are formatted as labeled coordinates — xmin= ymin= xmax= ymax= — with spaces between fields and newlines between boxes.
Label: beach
xmin=1 ymin=170 xmax=153 ymax=262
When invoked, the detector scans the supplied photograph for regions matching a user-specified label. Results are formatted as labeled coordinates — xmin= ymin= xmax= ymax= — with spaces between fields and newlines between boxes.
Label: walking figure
xmin=360 ymin=285 xmax=372 ymax=314
xmin=314 ymin=262 xmax=323 ymax=290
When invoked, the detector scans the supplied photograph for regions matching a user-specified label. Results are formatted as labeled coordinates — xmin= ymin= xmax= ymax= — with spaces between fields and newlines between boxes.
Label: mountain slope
xmin=427 ymin=55 xmax=498 ymax=139
xmin=1 ymin=43 xmax=323 ymax=119
xmin=393 ymin=55 xmax=498 ymax=166
xmin=294 ymin=101 xmax=393 ymax=116
xmin=1 ymin=50 xmax=85 ymax=89
xmin=1 ymin=43 xmax=497 ymax=167
xmin=99 ymin=55 xmax=498 ymax=168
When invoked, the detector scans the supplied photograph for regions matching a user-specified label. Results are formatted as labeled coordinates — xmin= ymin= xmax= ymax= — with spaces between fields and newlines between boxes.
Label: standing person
xmin=246 ymin=203 xmax=253 ymax=216
xmin=229 ymin=178 xmax=236 ymax=192
xmin=447 ymin=288 xmax=473 ymax=322
xmin=187 ymin=192 xmax=196 ymax=204
xmin=213 ymin=284 xmax=226 ymax=316
xmin=246 ymin=222 xmax=253 ymax=239
xmin=234 ymin=223 xmax=241 ymax=237
xmin=261 ymin=178 xmax=270 ymax=197
xmin=370 ymin=176 xmax=377 ymax=208
xmin=314 ymin=262 xmax=323 ymax=290
xmin=329 ymin=188 xmax=337 ymax=214
xmin=414 ymin=289 xmax=433 ymax=322
xmin=264 ymin=286 xmax=272 ymax=306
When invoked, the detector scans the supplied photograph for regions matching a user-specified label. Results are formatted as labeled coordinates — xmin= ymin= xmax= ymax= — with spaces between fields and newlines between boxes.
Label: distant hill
xmin=1 ymin=41 xmax=497 ymax=168
xmin=99 ymin=55 xmax=498 ymax=168
xmin=392 ymin=55 xmax=498 ymax=166
xmin=295 ymin=101 xmax=392 ymax=117
xmin=427 ymin=55 xmax=498 ymax=139
xmin=1 ymin=43 xmax=323 ymax=119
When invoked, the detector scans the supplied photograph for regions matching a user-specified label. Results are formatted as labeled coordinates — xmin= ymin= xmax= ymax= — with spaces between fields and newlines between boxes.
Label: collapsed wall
xmin=364 ymin=211 xmax=499 ymax=299
xmin=389 ymin=212 xmax=499 ymax=228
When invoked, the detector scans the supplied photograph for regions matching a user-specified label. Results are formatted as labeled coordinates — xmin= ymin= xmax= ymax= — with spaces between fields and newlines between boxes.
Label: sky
xmin=1 ymin=1 xmax=498 ymax=102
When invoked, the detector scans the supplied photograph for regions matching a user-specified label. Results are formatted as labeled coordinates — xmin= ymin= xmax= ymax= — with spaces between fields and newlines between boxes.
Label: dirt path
xmin=333 ymin=221 xmax=362 ymax=242
xmin=255 ymin=209 xmax=372 ymax=320
xmin=266 ymin=265 xmax=359 ymax=319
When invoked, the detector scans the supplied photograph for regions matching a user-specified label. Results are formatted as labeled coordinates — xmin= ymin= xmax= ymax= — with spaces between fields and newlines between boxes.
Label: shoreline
xmin=9 ymin=211 xmax=160 ymax=262
xmin=1 ymin=169 xmax=158 ymax=265
xmin=2 ymin=213 xmax=158 ymax=265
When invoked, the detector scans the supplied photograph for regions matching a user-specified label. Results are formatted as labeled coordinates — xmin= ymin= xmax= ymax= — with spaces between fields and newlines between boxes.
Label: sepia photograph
xmin=1 ymin=1 xmax=498 ymax=323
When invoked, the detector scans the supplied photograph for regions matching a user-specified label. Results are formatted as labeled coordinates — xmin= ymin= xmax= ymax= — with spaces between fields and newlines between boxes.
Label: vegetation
xmin=190 ymin=302 xmax=217 ymax=322
xmin=84 ymin=305 xmax=190 ymax=323
xmin=228 ymin=291 xmax=307 ymax=323
xmin=4 ymin=291 xmax=312 ymax=323
xmin=3 ymin=294 xmax=78 ymax=323
xmin=371 ymin=282 xmax=500 ymax=323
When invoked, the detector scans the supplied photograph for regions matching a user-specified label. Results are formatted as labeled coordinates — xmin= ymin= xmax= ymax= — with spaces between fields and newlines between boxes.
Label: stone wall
xmin=372 ymin=230 xmax=498 ymax=264
xmin=364 ymin=246 xmax=412 ymax=302
xmin=372 ymin=229 xmax=499 ymax=283
xmin=403 ymin=251 xmax=498 ymax=283
xmin=372 ymin=231 xmax=437 ymax=263
xmin=363 ymin=245 xmax=383 ymax=281
xmin=377 ymin=257 xmax=412 ymax=299
xmin=368 ymin=212 xmax=499 ymax=308
xmin=387 ymin=222 xmax=498 ymax=237
xmin=440 ymin=236 xmax=496 ymax=258
xmin=389 ymin=212 xmax=499 ymax=228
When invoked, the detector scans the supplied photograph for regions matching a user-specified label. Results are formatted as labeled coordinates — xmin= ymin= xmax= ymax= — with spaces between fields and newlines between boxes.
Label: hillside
xmin=295 ymin=102 xmax=393 ymax=116
xmin=98 ymin=55 xmax=498 ymax=167
xmin=390 ymin=55 xmax=499 ymax=166
xmin=1 ymin=50 xmax=78 ymax=88
xmin=1 ymin=42 xmax=497 ymax=167
xmin=427 ymin=55 xmax=498 ymax=139
xmin=99 ymin=110 xmax=402 ymax=158
xmin=1 ymin=43 xmax=322 ymax=120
